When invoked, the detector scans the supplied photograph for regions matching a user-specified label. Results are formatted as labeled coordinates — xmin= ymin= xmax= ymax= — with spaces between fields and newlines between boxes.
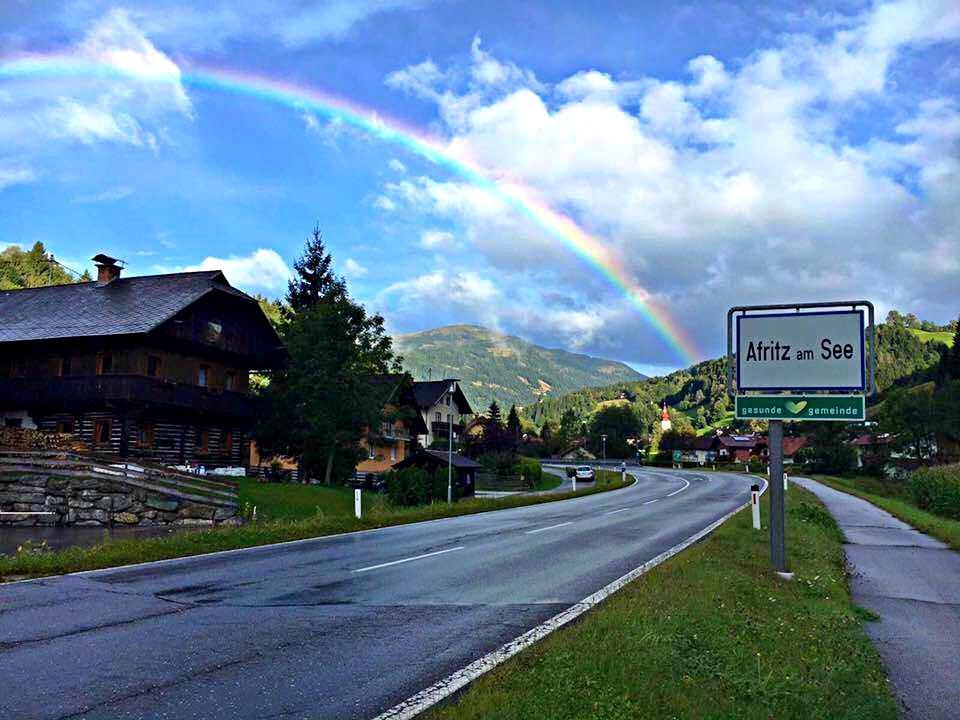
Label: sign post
xmin=728 ymin=301 xmax=875 ymax=577
xmin=354 ymin=488 xmax=362 ymax=519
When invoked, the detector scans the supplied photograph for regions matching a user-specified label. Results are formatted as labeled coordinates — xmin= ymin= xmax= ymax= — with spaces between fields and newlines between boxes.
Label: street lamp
xmin=448 ymin=381 xmax=455 ymax=504
xmin=601 ymin=434 xmax=607 ymax=463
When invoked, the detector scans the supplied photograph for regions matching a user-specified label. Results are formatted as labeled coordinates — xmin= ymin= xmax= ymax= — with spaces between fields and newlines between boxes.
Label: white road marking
xmin=525 ymin=521 xmax=573 ymax=535
xmin=604 ymin=508 xmax=629 ymax=515
xmin=352 ymin=546 xmax=464 ymax=573
xmin=374 ymin=478 xmax=771 ymax=720
xmin=643 ymin=499 xmax=659 ymax=505
xmin=666 ymin=478 xmax=691 ymax=497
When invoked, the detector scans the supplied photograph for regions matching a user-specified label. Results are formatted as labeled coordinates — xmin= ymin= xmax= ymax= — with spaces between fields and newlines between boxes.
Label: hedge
xmin=907 ymin=464 xmax=960 ymax=520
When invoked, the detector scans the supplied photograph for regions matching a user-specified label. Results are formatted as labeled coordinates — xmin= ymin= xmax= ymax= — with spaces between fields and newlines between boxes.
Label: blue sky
xmin=1 ymin=0 xmax=958 ymax=375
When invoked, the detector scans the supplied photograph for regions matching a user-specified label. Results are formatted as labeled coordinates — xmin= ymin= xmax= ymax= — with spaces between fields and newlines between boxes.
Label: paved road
xmin=0 ymin=467 xmax=753 ymax=720
xmin=794 ymin=477 xmax=960 ymax=720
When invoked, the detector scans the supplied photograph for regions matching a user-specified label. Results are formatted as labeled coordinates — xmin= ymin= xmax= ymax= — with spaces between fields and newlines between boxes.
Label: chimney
xmin=91 ymin=253 xmax=123 ymax=286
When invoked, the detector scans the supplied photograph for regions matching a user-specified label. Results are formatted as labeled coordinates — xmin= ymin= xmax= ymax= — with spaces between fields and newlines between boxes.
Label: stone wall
xmin=0 ymin=472 xmax=238 ymax=527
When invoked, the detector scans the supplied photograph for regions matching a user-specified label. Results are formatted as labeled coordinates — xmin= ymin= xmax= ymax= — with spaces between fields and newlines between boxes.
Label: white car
xmin=574 ymin=466 xmax=595 ymax=481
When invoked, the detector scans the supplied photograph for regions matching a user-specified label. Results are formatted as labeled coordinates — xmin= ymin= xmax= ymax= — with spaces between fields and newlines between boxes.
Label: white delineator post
xmin=783 ymin=472 xmax=789 ymax=491
xmin=354 ymin=488 xmax=362 ymax=519
xmin=751 ymin=483 xmax=761 ymax=530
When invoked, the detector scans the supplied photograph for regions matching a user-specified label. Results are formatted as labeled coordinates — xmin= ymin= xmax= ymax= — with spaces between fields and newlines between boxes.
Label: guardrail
xmin=0 ymin=450 xmax=238 ymax=508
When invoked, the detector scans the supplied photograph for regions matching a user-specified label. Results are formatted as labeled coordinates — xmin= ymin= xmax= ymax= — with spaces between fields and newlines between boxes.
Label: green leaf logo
xmin=785 ymin=400 xmax=808 ymax=414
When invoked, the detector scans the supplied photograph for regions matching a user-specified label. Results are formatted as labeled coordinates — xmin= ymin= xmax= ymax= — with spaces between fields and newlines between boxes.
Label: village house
xmin=0 ymin=254 xmax=283 ymax=468
xmin=410 ymin=379 xmax=474 ymax=448
xmin=356 ymin=374 xmax=429 ymax=475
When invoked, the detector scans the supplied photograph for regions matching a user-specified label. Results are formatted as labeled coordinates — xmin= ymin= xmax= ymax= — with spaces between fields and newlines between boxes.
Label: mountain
xmin=394 ymin=325 xmax=645 ymax=411
xmin=526 ymin=319 xmax=954 ymax=432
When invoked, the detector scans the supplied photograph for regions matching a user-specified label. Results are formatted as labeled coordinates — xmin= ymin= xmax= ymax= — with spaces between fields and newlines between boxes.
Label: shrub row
xmin=384 ymin=467 xmax=465 ymax=507
xmin=907 ymin=464 xmax=960 ymax=520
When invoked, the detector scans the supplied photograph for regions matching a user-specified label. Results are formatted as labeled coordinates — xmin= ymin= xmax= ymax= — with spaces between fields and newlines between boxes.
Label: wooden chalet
xmin=0 ymin=254 xmax=284 ymax=468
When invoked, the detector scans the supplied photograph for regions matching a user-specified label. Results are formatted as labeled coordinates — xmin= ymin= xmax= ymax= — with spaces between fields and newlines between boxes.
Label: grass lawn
xmin=908 ymin=328 xmax=954 ymax=347
xmin=812 ymin=474 xmax=960 ymax=551
xmin=0 ymin=473 xmax=632 ymax=581
xmin=236 ymin=477 xmax=362 ymax=520
xmin=428 ymin=485 xmax=898 ymax=720
xmin=532 ymin=474 xmax=563 ymax=491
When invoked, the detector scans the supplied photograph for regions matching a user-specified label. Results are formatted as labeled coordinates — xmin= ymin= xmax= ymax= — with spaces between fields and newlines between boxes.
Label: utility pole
xmin=447 ymin=381 xmax=455 ymax=504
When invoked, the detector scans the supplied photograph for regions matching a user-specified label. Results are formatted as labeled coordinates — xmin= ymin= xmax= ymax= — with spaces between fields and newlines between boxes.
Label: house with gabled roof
xmin=410 ymin=379 xmax=474 ymax=448
xmin=0 ymin=254 xmax=283 ymax=468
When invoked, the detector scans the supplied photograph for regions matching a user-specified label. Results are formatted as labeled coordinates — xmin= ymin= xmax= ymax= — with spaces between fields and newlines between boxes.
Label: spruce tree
xmin=506 ymin=404 xmax=522 ymax=444
xmin=259 ymin=227 xmax=400 ymax=484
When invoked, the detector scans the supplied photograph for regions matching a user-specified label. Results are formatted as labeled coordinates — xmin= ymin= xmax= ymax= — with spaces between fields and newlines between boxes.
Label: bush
xmin=385 ymin=467 xmax=431 ymax=507
xmin=907 ymin=464 xmax=960 ymax=519
xmin=517 ymin=457 xmax=542 ymax=490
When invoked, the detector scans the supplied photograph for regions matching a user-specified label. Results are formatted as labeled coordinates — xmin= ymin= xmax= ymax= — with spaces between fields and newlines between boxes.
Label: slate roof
xmin=0 ymin=271 xmax=256 ymax=343
xmin=411 ymin=379 xmax=474 ymax=415
xmin=396 ymin=449 xmax=483 ymax=470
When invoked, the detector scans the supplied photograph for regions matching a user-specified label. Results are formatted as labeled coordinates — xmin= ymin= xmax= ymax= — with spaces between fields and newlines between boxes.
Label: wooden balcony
xmin=431 ymin=421 xmax=465 ymax=438
xmin=0 ymin=375 xmax=261 ymax=419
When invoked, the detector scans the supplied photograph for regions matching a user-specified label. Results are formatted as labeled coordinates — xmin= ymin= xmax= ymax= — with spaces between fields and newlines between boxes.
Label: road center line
xmin=604 ymin=507 xmax=629 ymax=515
xmin=525 ymin=521 xmax=573 ymax=535
xmin=643 ymin=499 xmax=659 ymax=505
xmin=352 ymin=546 xmax=465 ymax=573
xmin=666 ymin=478 xmax=691 ymax=497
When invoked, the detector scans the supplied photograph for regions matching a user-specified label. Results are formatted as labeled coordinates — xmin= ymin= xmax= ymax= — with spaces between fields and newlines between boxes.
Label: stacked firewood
xmin=0 ymin=428 xmax=86 ymax=453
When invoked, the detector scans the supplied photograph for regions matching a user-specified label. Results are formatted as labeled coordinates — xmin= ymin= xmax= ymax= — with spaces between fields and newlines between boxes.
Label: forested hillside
xmin=526 ymin=317 xmax=956 ymax=432
xmin=0 ymin=242 xmax=89 ymax=289
xmin=395 ymin=325 xmax=644 ymax=410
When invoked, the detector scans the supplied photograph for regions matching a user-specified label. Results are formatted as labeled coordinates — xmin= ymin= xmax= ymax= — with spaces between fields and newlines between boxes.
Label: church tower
xmin=660 ymin=403 xmax=672 ymax=433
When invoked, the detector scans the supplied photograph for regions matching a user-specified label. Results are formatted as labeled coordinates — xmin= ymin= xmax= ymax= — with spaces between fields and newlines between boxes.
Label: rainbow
xmin=0 ymin=53 xmax=700 ymax=364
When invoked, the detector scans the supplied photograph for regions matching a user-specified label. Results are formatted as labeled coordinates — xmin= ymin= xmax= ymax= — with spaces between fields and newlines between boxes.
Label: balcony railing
xmin=431 ymin=421 xmax=465 ymax=437
xmin=0 ymin=375 xmax=260 ymax=418
xmin=377 ymin=423 xmax=411 ymax=441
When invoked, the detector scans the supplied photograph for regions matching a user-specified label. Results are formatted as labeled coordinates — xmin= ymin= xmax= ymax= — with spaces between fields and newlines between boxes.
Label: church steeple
xmin=660 ymin=402 xmax=672 ymax=432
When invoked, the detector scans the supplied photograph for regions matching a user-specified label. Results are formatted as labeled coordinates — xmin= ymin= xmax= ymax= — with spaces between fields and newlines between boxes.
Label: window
xmin=435 ymin=411 xmax=442 ymax=423
xmin=205 ymin=320 xmax=223 ymax=343
xmin=146 ymin=355 xmax=161 ymax=378
xmin=93 ymin=420 xmax=111 ymax=446
xmin=137 ymin=422 xmax=155 ymax=448
xmin=224 ymin=430 xmax=233 ymax=454
xmin=390 ymin=446 xmax=397 ymax=461
xmin=97 ymin=353 xmax=113 ymax=375
xmin=194 ymin=427 xmax=209 ymax=453
xmin=197 ymin=365 xmax=209 ymax=387
xmin=224 ymin=371 xmax=236 ymax=391
xmin=56 ymin=420 xmax=74 ymax=434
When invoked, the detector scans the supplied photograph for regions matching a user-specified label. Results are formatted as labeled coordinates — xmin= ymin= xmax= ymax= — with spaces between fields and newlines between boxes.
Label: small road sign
xmin=735 ymin=394 xmax=865 ymax=421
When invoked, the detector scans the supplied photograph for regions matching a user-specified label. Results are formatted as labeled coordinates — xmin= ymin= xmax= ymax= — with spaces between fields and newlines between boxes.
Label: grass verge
xmin=812 ymin=474 xmax=960 ymax=551
xmin=428 ymin=485 xmax=898 ymax=720
xmin=0 ymin=472 xmax=631 ymax=582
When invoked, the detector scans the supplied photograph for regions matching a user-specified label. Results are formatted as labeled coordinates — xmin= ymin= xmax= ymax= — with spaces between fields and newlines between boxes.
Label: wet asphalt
xmin=0 ymin=467 xmax=753 ymax=720
xmin=794 ymin=477 xmax=960 ymax=720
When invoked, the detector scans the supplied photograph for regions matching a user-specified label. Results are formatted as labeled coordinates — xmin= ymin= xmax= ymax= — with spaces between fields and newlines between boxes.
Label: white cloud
xmin=184 ymin=249 xmax=291 ymax=292
xmin=1 ymin=9 xmax=191 ymax=155
xmin=380 ymin=1 xmax=960 ymax=362
xmin=0 ymin=165 xmax=36 ymax=190
xmin=343 ymin=257 xmax=368 ymax=278
xmin=74 ymin=186 xmax=134 ymax=203
xmin=388 ymin=158 xmax=406 ymax=173
xmin=419 ymin=229 xmax=454 ymax=248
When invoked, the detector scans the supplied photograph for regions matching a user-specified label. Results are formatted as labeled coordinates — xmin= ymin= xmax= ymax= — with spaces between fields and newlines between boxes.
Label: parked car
xmin=574 ymin=466 xmax=595 ymax=482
